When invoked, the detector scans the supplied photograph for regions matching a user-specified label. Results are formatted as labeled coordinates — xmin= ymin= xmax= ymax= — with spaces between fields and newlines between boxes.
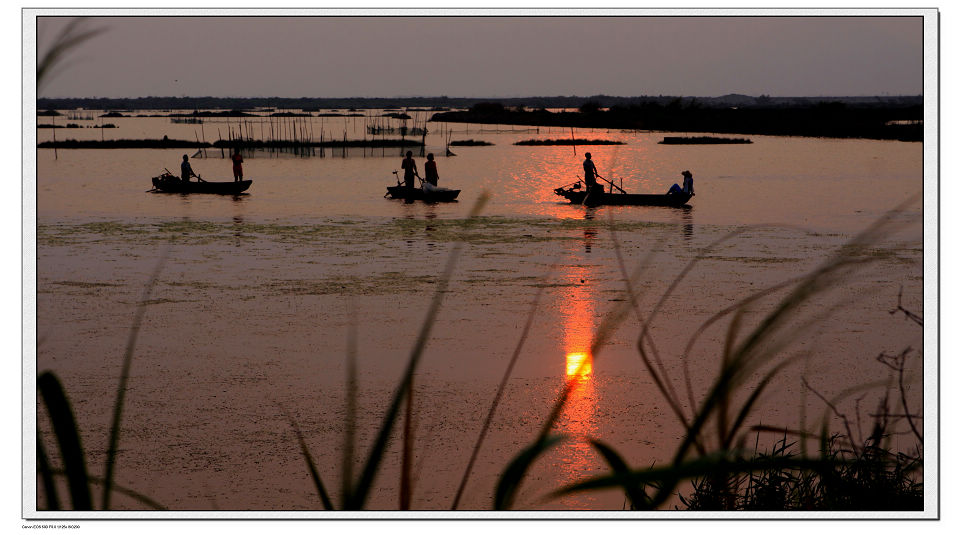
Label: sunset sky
xmin=34 ymin=13 xmax=925 ymax=99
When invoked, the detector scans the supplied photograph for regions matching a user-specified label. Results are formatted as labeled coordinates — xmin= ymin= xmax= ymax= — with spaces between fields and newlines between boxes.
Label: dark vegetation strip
xmin=448 ymin=139 xmax=493 ymax=146
xmin=38 ymin=138 xmax=424 ymax=149
xmin=514 ymin=138 xmax=625 ymax=146
xmin=37 ymin=123 xmax=116 ymax=129
xmin=660 ymin=136 xmax=752 ymax=145
xmin=431 ymin=101 xmax=922 ymax=141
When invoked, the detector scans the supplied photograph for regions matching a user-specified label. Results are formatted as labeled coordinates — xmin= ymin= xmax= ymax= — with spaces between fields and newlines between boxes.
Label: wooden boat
xmin=151 ymin=173 xmax=252 ymax=194
xmin=554 ymin=182 xmax=693 ymax=207
xmin=385 ymin=184 xmax=460 ymax=202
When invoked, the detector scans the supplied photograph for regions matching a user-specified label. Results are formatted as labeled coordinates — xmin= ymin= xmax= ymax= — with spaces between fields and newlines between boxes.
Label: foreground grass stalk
xmin=102 ymin=248 xmax=168 ymax=510
xmin=341 ymin=305 xmax=359 ymax=505
xmin=450 ymin=259 xmax=558 ymax=510
xmin=345 ymin=194 xmax=488 ymax=510
xmin=400 ymin=375 xmax=414 ymax=510
xmin=37 ymin=372 xmax=92 ymax=510
xmin=36 ymin=431 xmax=61 ymax=510
xmin=37 ymin=18 xmax=104 ymax=94
xmin=643 ymin=201 xmax=915 ymax=508
xmin=282 ymin=408 xmax=334 ymax=510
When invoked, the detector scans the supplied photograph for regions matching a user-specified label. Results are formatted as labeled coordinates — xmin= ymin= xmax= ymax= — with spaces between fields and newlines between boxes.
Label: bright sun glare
xmin=565 ymin=352 xmax=593 ymax=378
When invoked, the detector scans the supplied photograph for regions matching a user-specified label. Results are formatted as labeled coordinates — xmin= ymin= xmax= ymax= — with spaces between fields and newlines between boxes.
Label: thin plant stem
xmin=102 ymin=247 xmax=169 ymax=510
xmin=451 ymin=258 xmax=558 ymax=510
xmin=341 ymin=303 xmax=358 ymax=505
xmin=347 ymin=194 xmax=488 ymax=510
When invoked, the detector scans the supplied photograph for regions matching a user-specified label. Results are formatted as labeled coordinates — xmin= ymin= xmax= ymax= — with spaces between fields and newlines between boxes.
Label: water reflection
xmin=555 ymin=263 xmax=601 ymax=508
xmin=582 ymin=207 xmax=598 ymax=253
xmin=424 ymin=208 xmax=438 ymax=250
xmin=680 ymin=205 xmax=694 ymax=241
xmin=232 ymin=214 xmax=245 ymax=247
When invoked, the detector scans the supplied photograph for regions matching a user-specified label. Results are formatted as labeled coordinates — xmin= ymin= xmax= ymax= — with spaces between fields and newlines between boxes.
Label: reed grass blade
xmin=36 ymin=430 xmax=61 ymax=510
xmin=589 ymin=439 xmax=650 ymax=509
xmin=45 ymin=470 xmax=168 ymax=510
xmin=102 ymin=248 xmax=168 ymax=510
xmin=494 ymin=434 xmax=565 ymax=510
xmin=347 ymin=194 xmax=488 ymax=510
xmin=341 ymin=305 xmax=359 ymax=505
xmin=451 ymin=259 xmax=557 ymax=510
xmin=37 ymin=371 xmax=92 ymax=510
xmin=284 ymin=410 xmax=334 ymax=510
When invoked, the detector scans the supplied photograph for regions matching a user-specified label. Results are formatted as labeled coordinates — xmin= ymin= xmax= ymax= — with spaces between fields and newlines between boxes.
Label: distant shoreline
xmin=36 ymin=95 xmax=923 ymax=142
xmin=36 ymin=94 xmax=922 ymax=112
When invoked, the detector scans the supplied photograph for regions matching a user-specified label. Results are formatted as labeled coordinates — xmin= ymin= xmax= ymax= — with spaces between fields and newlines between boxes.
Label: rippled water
xmin=34 ymin=112 xmax=924 ymax=511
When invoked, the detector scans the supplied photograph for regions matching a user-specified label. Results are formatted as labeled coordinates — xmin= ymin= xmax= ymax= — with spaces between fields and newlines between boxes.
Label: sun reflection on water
xmin=553 ymin=261 xmax=603 ymax=509
xmin=565 ymin=351 xmax=593 ymax=378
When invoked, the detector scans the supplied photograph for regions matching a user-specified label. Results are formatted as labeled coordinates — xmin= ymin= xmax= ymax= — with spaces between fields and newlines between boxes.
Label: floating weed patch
xmin=51 ymin=281 xmax=122 ymax=288
xmin=39 ymin=217 xmax=684 ymax=253
xmin=155 ymin=221 xmax=230 ymax=234
xmin=461 ymin=275 xmax=542 ymax=285
xmin=163 ymin=281 xmax=224 ymax=290
xmin=138 ymin=298 xmax=196 ymax=306
xmin=703 ymin=255 xmax=804 ymax=265
xmin=530 ymin=281 xmax=580 ymax=288
xmin=263 ymin=273 xmax=440 ymax=296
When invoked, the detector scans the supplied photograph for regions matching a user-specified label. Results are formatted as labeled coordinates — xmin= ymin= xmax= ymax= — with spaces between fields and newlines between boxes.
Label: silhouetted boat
xmin=151 ymin=173 xmax=252 ymax=194
xmin=554 ymin=182 xmax=693 ymax=207
xmin=385 ymin=184 xmax=460 ymax=202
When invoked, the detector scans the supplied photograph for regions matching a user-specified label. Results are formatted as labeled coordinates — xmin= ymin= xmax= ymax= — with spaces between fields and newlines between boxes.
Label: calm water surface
xmin=35 ymin=112 xmax=923 ymax=511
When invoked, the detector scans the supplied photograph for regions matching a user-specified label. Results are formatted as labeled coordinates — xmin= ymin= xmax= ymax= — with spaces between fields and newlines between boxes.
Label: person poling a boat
xmin=181 ymin=154 xmax=200 ymax=182
xmin=401 ymin=150 xmax=420 ymax=189
xmin=583 ymin=152 xmax=603 ymax=193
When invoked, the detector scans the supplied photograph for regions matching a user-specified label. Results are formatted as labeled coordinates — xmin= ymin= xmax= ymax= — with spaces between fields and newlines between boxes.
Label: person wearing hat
xmin=682 ymin=170 xmax=694 ymax=194
xmin=667 ymin=170 xmax=694 ymax=195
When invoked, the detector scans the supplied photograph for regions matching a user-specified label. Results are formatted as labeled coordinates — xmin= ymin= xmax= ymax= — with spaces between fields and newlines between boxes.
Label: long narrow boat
xmin=385 ymin=184 xmax=460 ymax=202
xmin=554 ymin=182 xmax=693 ymax=207
xmin=151 ymin=173 xmax=252 ymax=194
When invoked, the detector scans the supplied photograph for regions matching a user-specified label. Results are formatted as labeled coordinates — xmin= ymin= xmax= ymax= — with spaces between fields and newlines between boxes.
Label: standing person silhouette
xmin=401 ymin=151 xmax=419 ymax=189
xmin=583 ymin=152 xmax=602 ymax=193
xmin=231 ymin=149 xmax=244 ymax=182
xmin=424 ymin=153 xmax=439 ymax=186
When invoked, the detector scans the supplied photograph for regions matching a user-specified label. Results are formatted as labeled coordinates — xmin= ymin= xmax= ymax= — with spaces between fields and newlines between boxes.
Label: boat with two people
xmin=151 ymin=169 xmax=252 ymax=195
xmin=384 ymin=154 xmax=460 ymax=202
xmin=554 ymin=171 xmax=694 ymax=207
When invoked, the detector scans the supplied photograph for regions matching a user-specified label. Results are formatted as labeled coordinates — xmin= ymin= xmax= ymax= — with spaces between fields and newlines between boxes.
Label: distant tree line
xmin=36 ymin=94 xmax=921 ymax=112
xmin=430 ymin=99 xmax=923 ymax=141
